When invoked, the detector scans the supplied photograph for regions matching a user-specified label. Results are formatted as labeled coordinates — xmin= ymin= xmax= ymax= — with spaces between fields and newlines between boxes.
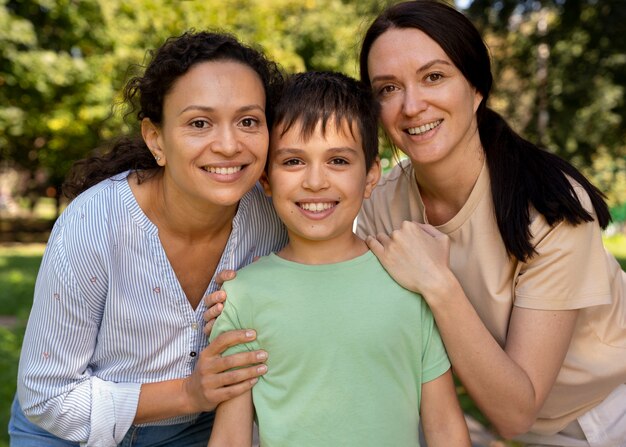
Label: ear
xmin=260 ymin=171 xmax=272 ymax=197
xmin=473 ymin=88 xmax=483 ymax=113
xmin=363 ymin=157 xmax=381 ymax=199
xmin=141 ymin=118 xmax=165 ymax=165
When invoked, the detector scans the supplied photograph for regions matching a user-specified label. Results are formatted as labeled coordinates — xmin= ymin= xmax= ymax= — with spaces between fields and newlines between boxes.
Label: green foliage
xmin=0 ymin=0 xmax=384 ymax=206
xmin=467 ymin=0 xmax=626 ymax=205
xmin=1 ymin=0 xmax=624 ymax=208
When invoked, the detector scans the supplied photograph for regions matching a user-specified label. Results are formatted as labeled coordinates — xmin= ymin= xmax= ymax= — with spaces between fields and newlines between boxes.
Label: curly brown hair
xmin=63 ymin=30 xmax=283 ymax=198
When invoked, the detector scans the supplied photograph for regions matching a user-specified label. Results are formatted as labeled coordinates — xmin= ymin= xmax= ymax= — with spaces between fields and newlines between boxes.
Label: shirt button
xmin=190 ymin=351 xmax=197 ymax=357
xmin=191 ymin=323 xmax=198 ymax=330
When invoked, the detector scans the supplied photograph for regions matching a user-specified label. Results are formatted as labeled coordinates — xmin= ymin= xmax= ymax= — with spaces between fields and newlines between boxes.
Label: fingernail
xmin=257 ymin=365 xmax=267 ymax=373
xmin=257 ymin=351 xmax=268 ymax=360
xmin=250 ymin=378 xmax=259 ymax=385
xmin=245 ymin=330 xmax=256 ymax=338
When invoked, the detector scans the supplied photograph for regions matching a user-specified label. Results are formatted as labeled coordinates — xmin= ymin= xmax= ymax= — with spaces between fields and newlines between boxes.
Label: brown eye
xmin=284 ymin=158 xmax=303 ymax=166
xmin=191 ymin=120 xmax=209 ymax=129
xmin=378 ymin=85 xmax=397 ymax=96
xmin=240 ymin=118 xmax=257 ymax=127
xmin=426 ymin=73 xmax=443 ymax=82
xmin=329 ymin=158 xmax=349 ymax=165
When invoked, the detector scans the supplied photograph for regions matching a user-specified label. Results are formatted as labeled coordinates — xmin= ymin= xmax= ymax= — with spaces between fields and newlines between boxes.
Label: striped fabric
xmin=17 ymin=171 xmax=287 ymax=446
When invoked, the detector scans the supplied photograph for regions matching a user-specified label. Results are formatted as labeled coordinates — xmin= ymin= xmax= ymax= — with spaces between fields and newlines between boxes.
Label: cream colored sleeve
xmin=514 ymin=186 xmax=613 ymax=310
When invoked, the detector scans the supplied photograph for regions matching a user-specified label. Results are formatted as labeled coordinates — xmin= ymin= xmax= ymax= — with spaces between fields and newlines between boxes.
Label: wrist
xmin=419 ymin=269 xmax=463 ymax=310
xmin=180 ymin=377 xmax=202 ymax=414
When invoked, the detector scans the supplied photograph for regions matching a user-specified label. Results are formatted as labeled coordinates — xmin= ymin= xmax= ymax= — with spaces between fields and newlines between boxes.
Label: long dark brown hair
xmin=359 ymin=0 xmax=610 ymax=261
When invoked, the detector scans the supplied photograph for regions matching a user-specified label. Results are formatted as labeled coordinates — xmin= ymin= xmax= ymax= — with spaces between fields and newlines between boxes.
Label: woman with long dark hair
xmin=358 ymin=1 xmax=626 ymax=445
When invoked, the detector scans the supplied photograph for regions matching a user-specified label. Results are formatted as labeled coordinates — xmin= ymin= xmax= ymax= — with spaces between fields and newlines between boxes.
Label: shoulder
xmin=241 ymin=183 xmax=279 ymax=217
xmin=237 ymin=183 xmax=287 ymax=233
xmin=528 ymin=175 xmax=598 ymax=229
xmin=569 ymin=178 xmax=597 ymax=215
xmin=358 ymin=159 xmax=415 ymax=236
xmin=57 ymin=172 xmax=131 ymax=228
xmin=50 ymin=172 xmax=135 ymax=263
xmin=367 ymin=159 xmax=413 ymax=201
xmin=224 ymin=255 xmax=277 ymax=291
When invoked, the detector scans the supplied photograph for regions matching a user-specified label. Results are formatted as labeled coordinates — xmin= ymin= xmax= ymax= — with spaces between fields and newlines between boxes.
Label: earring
xmin=155 ymin=156 xmax=161 ymax=162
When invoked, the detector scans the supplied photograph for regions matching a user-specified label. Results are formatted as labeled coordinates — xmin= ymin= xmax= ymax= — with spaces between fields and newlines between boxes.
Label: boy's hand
xmin=203 ymin=269 xmax=237 ymax=336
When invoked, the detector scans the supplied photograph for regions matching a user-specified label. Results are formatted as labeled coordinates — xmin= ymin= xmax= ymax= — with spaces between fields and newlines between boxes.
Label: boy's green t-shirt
xmin=210 ymin=251 xmax=450 ymax=447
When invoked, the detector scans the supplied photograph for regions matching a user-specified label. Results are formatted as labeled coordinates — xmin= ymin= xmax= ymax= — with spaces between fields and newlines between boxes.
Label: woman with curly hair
xmin=9 ymin=30 xmax=287 ymax=446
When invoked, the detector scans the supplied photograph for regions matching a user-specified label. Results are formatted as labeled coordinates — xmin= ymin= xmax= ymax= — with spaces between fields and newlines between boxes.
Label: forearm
xmin=424 ymin=277 xmax=537 ymax=437
xmin=208 ymin=391 xmax=253 ymax=447
xmin=135 ymin=378 xmax=204 ymax=424
xmin=137 ymin=330 xmax=268 ymax=424
xmin=421 ymin=370 xmax=471 ymax=447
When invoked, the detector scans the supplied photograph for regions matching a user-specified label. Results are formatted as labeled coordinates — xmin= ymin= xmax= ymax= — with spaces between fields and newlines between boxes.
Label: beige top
xmin=357 ymin=159 xmax=626 ymax=435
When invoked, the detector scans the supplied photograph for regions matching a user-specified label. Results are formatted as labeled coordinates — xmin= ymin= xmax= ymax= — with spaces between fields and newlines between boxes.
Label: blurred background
xmin=1 ymin=1 xmax=624 ymax=445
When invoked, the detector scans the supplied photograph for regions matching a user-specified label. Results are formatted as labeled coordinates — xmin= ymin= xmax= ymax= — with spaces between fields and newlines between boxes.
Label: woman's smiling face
xmin=367 ymin=27 xmax=483 ymax=168
xmin=145 ymin=60 xmax=269 ymax=209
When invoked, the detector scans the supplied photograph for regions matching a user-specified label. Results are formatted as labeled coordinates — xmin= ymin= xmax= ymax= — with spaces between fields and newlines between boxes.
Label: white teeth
xmin=407 ymin=120 xmax=442 ymax=135
xmin=205 ymin=166 xmax=243 ymax=175
xmin=299 ymin=202 xmax=335 ymax=212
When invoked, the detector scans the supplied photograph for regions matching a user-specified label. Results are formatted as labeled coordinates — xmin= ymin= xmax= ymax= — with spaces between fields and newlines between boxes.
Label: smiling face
xmin=142 ymin=60 xmax=268 ymax=210
xmin=367 ymin=27 xmax=483 ymax=169
xmin=264 ymin=118 xmax=379 ymax=259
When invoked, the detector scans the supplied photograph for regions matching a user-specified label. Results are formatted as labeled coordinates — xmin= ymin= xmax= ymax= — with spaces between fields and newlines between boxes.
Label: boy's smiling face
xmin=264 ymin=118 xmax=379 ymax=258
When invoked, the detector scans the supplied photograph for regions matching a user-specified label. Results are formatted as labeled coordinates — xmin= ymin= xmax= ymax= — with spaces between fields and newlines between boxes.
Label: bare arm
xmin=433 ymin=286 xmax=577 ymax=438
xmin=135 ymin=329 xmax=266 ymax=424
xmin=367 ymin=221 xmax=579 ymax=438
xmin=207 ymin=390 xmax=254 ymax=447
xmin=421 ymin=369 xmax=470 ymax=447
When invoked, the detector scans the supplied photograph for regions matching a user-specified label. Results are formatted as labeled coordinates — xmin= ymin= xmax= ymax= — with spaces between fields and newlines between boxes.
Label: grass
xmin=1 ymin=235 xmax=625 ymax=446
xmin=0 ymin=244 xmax=44 ymax=316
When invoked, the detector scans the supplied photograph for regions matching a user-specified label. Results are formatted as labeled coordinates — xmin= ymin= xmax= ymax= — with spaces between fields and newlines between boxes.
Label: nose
xmin=402 ymin=85 xmax=427 ymax=117
xmin=302 ymin=164 xmax=330 ymax=191
xmin=210 ymin=126 xmax=241 ymax=156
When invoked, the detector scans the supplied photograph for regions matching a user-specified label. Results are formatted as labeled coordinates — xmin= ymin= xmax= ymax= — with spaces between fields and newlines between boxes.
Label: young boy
xmin=208 ymin=72 xmax=470 ymax=447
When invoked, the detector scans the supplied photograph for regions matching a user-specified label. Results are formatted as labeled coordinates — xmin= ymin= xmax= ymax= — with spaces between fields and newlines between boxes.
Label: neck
xmin=412 ymin=142 xmax=484 ymax=226
xmin=278 ymin=233 xmax=368 ymax=265
xmin=137 ymin=172 xmax=237 ymax=242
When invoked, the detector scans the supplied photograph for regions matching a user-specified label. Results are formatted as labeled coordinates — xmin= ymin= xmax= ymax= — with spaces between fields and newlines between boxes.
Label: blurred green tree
xmin=467 ymin=0 xmax=626 ymax=206
xmin=0 ymin=0 xmax=379 ymax=215
xmin=1 ymin=0 xmax=624 ymax=214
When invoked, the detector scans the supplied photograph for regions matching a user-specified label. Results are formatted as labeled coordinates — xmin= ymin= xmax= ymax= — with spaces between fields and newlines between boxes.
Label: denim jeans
xmin=9 ymin=394 xmax=215 ymax=447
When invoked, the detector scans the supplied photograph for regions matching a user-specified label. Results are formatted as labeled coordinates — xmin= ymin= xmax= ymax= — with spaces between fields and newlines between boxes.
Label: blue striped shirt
xmin=17 ymin=171 xmax=287 ymax=446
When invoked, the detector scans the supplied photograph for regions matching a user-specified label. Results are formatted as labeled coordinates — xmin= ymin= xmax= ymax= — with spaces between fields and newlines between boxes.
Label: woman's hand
xmin=366 ymin=221 xmax=453 ymax=299
xmin=203 ymin=270 xmax=237 ymax=336
xmin=135 ymin=329 xmax=267 ymax=423
xmin=183 ymin=329 xmax=268 ymax=414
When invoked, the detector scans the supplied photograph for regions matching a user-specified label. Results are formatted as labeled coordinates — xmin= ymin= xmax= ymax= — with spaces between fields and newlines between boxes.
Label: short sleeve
xmin=420 ymin=302 xmax=451 ymax=383
xmin=209 ymin=283 xmax=259 ymax=356
xmin=356 ymin=201 xmax=376 ymax=239
xmin=515 ymin=187 xmax=612 ymax=310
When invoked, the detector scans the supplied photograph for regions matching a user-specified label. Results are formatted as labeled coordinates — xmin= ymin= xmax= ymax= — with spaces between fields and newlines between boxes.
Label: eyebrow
xmin=370 ymin=59 xmax=452 ymax=84
xmin=273 ymin=147 xmax=361 ymax=156
xmin=178 ymin=104 xmax=265 ymax=116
